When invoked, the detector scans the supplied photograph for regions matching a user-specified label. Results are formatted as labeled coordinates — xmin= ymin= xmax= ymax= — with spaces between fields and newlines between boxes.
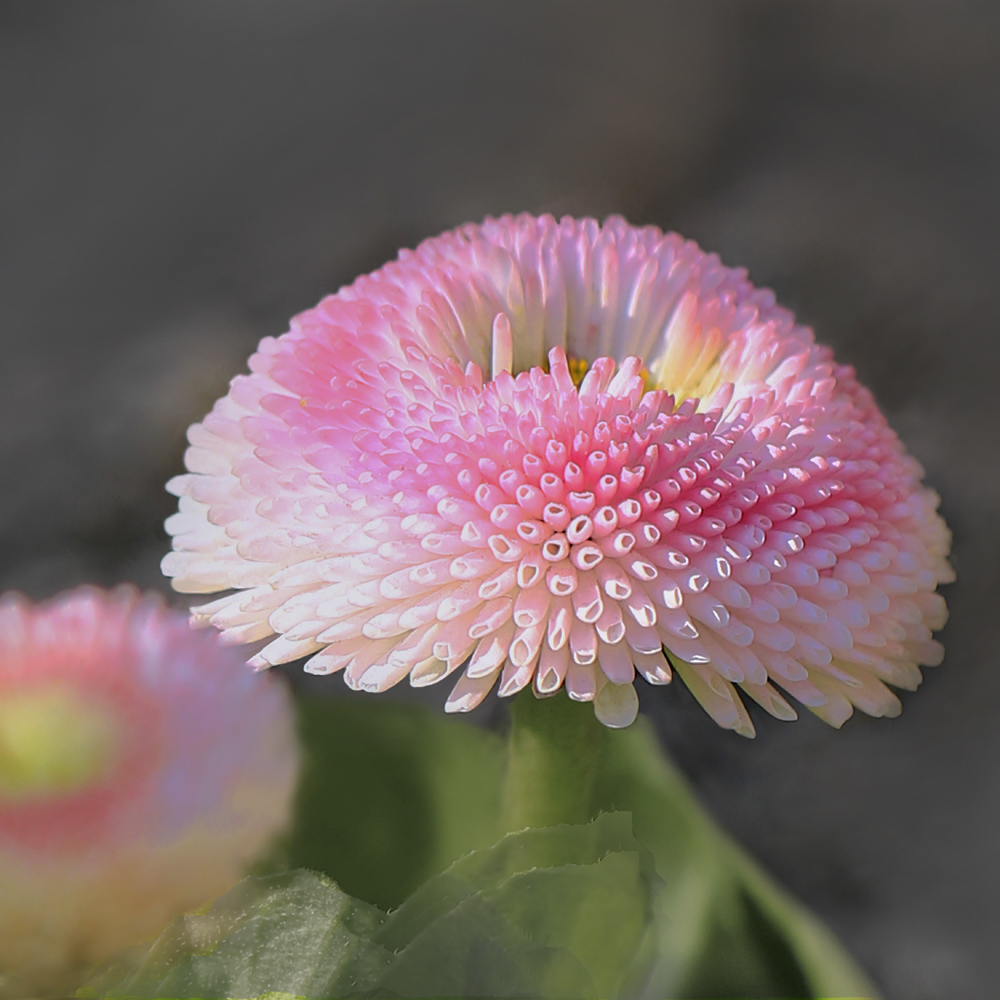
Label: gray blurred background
xmin=1 ymin=3 xmax=997 ymax=998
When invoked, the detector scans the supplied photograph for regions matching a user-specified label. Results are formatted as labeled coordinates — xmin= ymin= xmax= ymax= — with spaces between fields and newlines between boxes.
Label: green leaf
xmin=283 ymin=697 xmax=507 ymax=910
xmin=375 ymin=890 xmax=595 ymax=999
xmin=592 ymin=718 xmax=879 ymax=1000
xmin=284 ymin=696 xmax=876 ymax=998
xmin=283 ymin=696 xmax=876 ymax=998
xmin=85 ymin=698 xmax=877 ymax=999
xmin=375 ymin=811 xmax=657 ymax=998
xmin=81 ymin=869 xmax=391 ymax=999
xmin=82 ymin=815 xmax=653 ymax=1000
xmin=486 ymin=850 xmax=650 ymax=998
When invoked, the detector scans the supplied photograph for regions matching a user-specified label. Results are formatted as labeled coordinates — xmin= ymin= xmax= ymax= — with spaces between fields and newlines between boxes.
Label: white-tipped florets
xmin=164 ymin=214 xmax=952 ymax=733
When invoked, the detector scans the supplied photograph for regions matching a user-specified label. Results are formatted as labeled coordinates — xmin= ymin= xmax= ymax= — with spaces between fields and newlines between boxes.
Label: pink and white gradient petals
xmin=0 ymin=587 xmax=298 ymax=995
xmin=164 ymin=213 xmax=952 ymax=734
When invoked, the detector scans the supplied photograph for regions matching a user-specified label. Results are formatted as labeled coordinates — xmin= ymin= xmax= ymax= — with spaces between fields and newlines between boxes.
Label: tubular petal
xmin=0 ymin=587 xmax=297 ymax=994
xmin=163 ymin=213 xmax=952 ymax=732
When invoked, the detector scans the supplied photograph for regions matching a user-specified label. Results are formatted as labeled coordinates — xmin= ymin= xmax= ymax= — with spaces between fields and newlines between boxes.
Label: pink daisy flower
xmin=0 ymin=587 xmax=298 ymax=995
xmin=163 ymin=214 xmax=952 ymax=733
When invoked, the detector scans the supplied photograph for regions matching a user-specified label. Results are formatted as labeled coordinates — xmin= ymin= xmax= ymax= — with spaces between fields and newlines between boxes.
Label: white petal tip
xmin=593 ymin=682 xmax=639 ymax=728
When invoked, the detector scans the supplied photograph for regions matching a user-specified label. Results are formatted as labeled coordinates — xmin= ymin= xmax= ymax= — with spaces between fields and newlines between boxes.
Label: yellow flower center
xmin=494 ymin=300 xmax=732 ymax=405
xmin=0 ymin=686 xmax=121 ymax=800
xmin=542 ymin=354 xmax=654 ymax=393
xmin=567 ymin=298 xmax=736 ymax=404
xmin=566 ymin=355 xmax=591 ymax=387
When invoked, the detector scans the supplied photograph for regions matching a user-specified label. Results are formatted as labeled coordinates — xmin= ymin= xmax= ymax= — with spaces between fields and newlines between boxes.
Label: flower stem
xmin=500 ymin=690 xmax=607 ymax=831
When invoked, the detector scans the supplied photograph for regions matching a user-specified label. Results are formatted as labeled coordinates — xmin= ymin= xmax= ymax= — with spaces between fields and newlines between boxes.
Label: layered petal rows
xmin=163 ymin=214 xmax=952 ymax=732
xmin=0 ymin=587 xmax=298 ymax=994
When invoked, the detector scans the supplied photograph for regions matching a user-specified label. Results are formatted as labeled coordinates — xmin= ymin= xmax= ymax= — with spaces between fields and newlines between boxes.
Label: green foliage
xmin=80 ymin=695 xmax=878 ymax=1000
xmin=283 ymin=698 xmax=506 ymax=910
xmin=372 ymin=811 xmax=656 ymax=998
xmin=81 ymin=869 xmax=391 ymax=999
xmin=591 ymin=721 xmax=876 ymax=999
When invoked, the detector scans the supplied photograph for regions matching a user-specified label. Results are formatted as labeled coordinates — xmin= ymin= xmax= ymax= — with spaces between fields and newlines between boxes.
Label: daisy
xmin=163 ymin=214 xmax=952 ymax=732
xmin=0 ymin=586 xmax=298 ymax=995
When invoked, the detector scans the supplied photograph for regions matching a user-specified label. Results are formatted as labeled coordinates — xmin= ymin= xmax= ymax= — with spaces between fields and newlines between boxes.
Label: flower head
xmin=0 ymin=586 xmax=298 ymax=995
xmin=163 ymin=214 xmax=952 ymax=733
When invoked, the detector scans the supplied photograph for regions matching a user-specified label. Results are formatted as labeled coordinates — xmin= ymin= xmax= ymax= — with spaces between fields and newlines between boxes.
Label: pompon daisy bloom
xmin=163 ymin=214 xmax=952 ymax=733
xmin=0 ymin=586 xmax=298 ymax=996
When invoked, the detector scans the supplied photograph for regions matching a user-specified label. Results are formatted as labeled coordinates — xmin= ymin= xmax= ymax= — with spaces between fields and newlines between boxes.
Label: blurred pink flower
xmin=0 ymin=586 xmax=298 ymax=995
xmin=163 ymin=214 xmax=952 ymax=732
